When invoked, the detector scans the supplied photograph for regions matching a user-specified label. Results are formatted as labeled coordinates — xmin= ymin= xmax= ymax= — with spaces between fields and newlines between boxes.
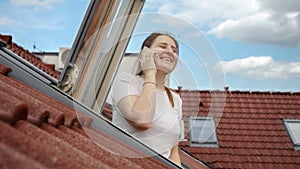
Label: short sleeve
xmin=111 ymin=72 xmax=142 ymax=104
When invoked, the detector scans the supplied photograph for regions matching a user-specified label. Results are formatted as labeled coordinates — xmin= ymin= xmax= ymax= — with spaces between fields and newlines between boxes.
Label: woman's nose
xmin=165 ymin=46 xmax=173 ymax=53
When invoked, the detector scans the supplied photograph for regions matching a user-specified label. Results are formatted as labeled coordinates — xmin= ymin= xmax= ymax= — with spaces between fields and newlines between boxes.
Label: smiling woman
xmin=111 ymin=32 xmax=182 ymax=167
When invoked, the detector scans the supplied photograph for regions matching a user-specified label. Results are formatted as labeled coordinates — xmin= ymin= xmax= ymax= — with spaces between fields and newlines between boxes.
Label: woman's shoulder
xmin=116 ymin=72 xmax=140 ymax=81
xmin=115 ymin=72 xmax=143 ymax=86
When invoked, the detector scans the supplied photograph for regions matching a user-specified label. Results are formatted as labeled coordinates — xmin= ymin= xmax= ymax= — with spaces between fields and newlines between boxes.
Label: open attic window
xmin=58 ymin=0 xmax=145 ymax=111
xmin=283 ymin=119 xmax=300 ymax=150
xmin=188 ymin=117 xmax=218 ymax=147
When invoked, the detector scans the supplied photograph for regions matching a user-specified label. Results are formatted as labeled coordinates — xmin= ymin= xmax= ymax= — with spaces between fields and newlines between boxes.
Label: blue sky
xmin=1 ymin=0 xmax=299 ymax=92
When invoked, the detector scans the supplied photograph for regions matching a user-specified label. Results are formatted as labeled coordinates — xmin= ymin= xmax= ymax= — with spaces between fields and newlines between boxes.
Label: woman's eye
xmin=172 ymin=48 xmax=178 ymax=53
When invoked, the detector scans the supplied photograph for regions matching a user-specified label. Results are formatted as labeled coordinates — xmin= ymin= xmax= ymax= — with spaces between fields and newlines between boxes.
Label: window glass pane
xmin=191 ymin=126 xmax=200 ymax=141
xmin=72 ymin=0 xmax=144 ymax=110
xmin=190 ymin=118 xmax=217 ymax=144
xmin=287 ymin=122 xmax=300 ymax=144
xmin=191 ymin=126 xmax=216 ymax=143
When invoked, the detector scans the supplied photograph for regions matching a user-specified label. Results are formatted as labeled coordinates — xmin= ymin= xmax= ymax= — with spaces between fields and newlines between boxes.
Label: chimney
xmin=177 ymin=86 xmax=182 ymax=94
xmin=224 ymin=86 xmax=230 ymax=93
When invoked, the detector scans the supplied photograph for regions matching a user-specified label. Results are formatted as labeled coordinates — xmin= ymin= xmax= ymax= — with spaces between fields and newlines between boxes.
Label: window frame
xmin=61 ymin=0 xmax=145 ymax=111
xmin=188 ymin=117 xmax=219 ymax=147
xmin=179 ymin=119 xmax=187 ymax=141
xmin=283 ymin=119 xmax=300 ymax=150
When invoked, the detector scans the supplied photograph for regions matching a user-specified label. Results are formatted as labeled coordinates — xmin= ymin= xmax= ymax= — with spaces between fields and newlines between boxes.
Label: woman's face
xmin=150 ymin=35 xmax=178 ymax=74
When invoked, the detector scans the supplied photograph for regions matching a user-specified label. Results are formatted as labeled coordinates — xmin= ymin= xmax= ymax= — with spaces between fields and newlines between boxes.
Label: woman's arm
xmin=117 ymin=72 xmax=156 ymax=130
xmin=169 ymin=141 xmax=182 ymax=167
xmin=116 ymin=47 xmax=158 ymax=130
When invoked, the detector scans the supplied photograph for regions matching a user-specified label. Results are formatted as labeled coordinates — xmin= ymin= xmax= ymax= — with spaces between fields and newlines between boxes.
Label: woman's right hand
xmin=139 ymin=47 xmax=159 ymax=74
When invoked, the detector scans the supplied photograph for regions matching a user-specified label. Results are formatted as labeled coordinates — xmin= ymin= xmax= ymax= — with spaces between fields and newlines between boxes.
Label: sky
xmin=0 ymin=0 xmax=299 ymax=92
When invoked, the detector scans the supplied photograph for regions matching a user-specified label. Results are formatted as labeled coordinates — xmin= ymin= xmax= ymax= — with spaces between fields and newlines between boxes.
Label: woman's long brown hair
xmin=138 ymin=32 xmax=179 ymax=107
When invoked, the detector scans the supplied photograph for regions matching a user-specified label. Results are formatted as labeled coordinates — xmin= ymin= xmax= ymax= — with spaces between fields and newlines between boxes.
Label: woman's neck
xmin=155 ymin=71 xmax=167 ymax=91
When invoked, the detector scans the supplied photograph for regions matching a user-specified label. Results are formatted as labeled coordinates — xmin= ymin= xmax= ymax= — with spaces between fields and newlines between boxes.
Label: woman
xmin=111 ymin=32 xmax=182 ymax=166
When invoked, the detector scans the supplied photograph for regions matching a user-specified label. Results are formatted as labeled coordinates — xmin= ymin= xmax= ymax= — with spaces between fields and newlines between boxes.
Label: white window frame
xmin=283 ymin=119 xmax=300 ymax=150
xmin=188 ymin=117 xmax=218 ymax=147
xmin=179 ymin=119 xmax=187 ymax=141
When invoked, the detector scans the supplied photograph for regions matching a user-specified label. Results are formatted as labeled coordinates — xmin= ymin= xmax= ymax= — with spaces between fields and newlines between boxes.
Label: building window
xmin=283 ymin=119 xmax=300 ymax=150
xmin=188 ymin=117 xmax=218 ymax=147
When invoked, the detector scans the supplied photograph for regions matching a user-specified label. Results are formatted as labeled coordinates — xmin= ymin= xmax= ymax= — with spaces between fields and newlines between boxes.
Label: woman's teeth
xmin=162 ymin=58 xmax=171 ymax=63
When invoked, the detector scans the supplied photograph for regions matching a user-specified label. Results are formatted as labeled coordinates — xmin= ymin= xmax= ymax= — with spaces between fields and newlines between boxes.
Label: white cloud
xmin=145 ymin=0 xmax=259 ymax=27
xmin=258 ymin=0 xmax=300 ymax=14
xmin=208 ymin=12 xmax=300 ymax=47
xmin=288 ymin=63 xmax=300 ymax=75
xmin=144 ymin=0 xmax=300 ymax=47
xmin=10 ymin=0 xmax=63 ymax=10
xmin=3 ymin=0 xmax=67 ymax=31
xmin=215 ymin=56 xmax=300 ymax=79
xmin=207 ymin=0 xmax=300 ymax=47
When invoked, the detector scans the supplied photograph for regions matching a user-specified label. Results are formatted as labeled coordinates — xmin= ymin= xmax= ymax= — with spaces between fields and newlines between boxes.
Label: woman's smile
xmin=160 ymin=56 xmax=173 ymax=63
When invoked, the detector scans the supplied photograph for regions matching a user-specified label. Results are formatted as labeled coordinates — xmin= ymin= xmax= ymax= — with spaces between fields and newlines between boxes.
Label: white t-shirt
xmin=111 ymin=72 xmax=182 ymax=158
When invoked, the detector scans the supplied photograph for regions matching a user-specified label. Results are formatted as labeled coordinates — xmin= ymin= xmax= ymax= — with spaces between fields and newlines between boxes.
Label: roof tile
xmin=0 ymin=34 xmax=12 ymax=45
xmin=0 ymin=63 xmax=176 ymax=168
xmin=0 ymin=120 xmax=87 ymax=169
xmin=0 ymin=74 xmax=79 ymax=127
xmin=180 ymin=90 xmax=300 ymax=168
xmin=42 ymin=124 xmax=142 ymax=168
xmin=0 ymin=141 xmax=47 ymax=169
xmin=0 ymin=34 xmax=60 ymax=79
xmin=0 ymin=63 xmax=12 ymax=75
xmin=0 ymin=89 xmax=27 ymax=124
xmin=15 ymin=120 xmax=111 ymax=169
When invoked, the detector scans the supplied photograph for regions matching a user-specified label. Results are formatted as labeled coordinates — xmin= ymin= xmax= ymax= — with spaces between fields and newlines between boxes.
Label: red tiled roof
xmin=0 ymin=34 xmax=60 ymax=79
xmin=179 ymin=90 xmax=300 ymax=169
xmin=0 ymin=63 xmax=173 ymax=169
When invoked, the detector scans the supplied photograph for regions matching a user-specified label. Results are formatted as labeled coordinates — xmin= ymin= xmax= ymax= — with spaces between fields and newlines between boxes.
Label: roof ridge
xmin=0 ymin=34 xmax=12 ymax=45
xmin=181 ymin=89 xmax=300 ymax=95
xmin=0 ymin=34 xmax=60 ymax=79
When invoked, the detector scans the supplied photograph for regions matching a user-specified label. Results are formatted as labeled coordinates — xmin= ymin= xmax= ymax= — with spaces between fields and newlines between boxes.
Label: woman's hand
xmin=139 ymin=47 xmax=159 ymax=74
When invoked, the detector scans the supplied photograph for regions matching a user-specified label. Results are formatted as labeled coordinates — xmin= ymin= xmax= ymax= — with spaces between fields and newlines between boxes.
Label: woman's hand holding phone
xmin=139 ymin=47 xmax=160 ymax=75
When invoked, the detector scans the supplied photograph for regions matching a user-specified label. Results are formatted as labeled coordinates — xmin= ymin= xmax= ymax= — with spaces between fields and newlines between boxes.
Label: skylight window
xmin=189 ymin=117 xmax=218 ymax=147
xmin=283 ymin=119 xmax=300 ymax=150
